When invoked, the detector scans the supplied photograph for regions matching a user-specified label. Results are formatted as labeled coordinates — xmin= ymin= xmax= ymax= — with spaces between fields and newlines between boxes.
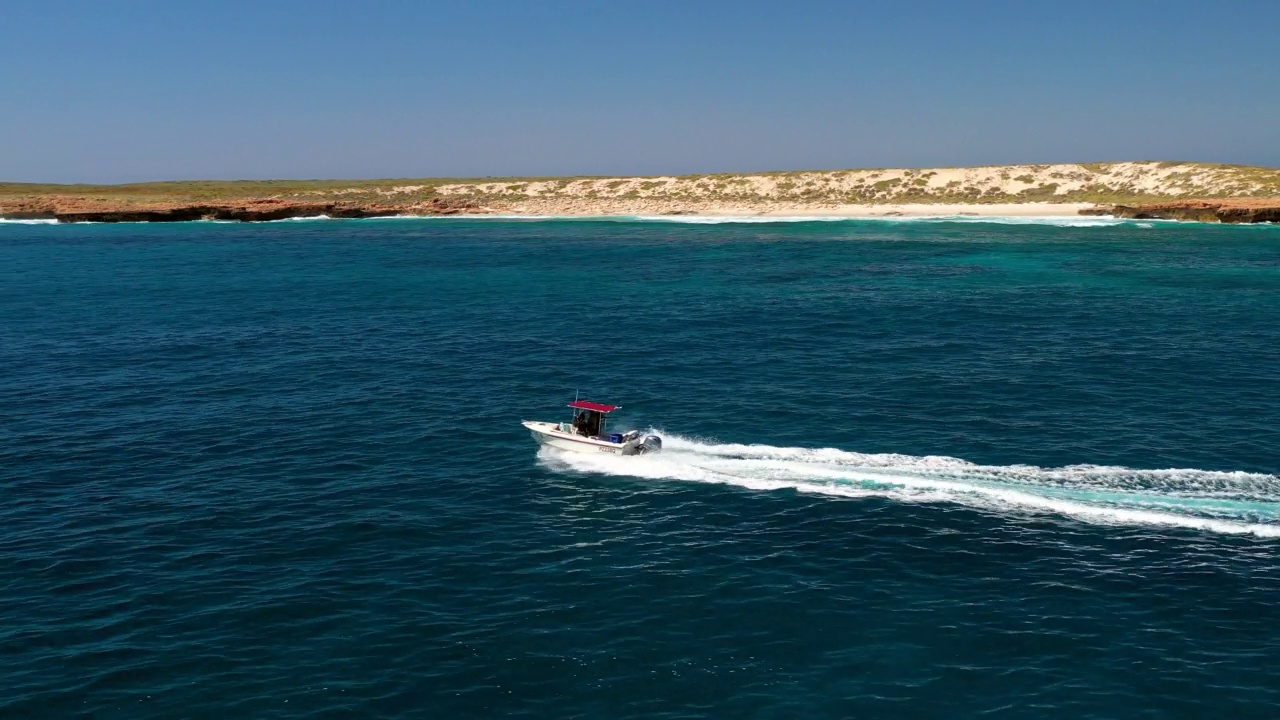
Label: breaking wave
xmin=414 ymin=214 xmax=1181 ymax=228
xmin=418 ymin=214 xmax=1157 ymax=227
xmin=7 ymin=214 xmax=1262 ymax=228
xmin=632 ymin=214 xmax=1146 ymax=227
xmin=540 ymin=434 xmax=1280 ymax=537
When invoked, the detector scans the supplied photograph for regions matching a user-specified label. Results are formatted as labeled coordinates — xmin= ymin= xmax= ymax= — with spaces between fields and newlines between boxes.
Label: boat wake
xmin=539 ymin=434 xmax=1280 ymax=537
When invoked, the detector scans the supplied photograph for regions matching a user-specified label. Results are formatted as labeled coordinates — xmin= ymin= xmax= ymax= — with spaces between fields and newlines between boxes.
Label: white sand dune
xmin=410 ymin=161 xmax=1279 ymax=217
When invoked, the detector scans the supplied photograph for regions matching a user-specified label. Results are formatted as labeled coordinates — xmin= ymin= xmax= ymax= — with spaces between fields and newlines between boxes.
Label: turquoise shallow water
xmin=3 ymin=216 xmax=1280 ymax=718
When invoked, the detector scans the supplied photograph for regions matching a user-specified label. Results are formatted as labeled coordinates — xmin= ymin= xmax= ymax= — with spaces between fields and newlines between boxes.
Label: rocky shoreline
xmin=1079 ymin=199 xmax=1280 ymax=223
xmin=0 ymin=197 xmax=486 ymax=223
xmin=3 ymin=192 xmax=1279 ymax=225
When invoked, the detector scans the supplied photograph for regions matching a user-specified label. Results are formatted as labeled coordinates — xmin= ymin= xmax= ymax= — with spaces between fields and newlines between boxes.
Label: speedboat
xmin=523 ymin=400 xmax=662 ymax=455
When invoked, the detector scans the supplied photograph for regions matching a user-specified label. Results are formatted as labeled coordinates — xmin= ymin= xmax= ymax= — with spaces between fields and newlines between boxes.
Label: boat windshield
xmin=572 ymin=409 xmax=605 ymax=437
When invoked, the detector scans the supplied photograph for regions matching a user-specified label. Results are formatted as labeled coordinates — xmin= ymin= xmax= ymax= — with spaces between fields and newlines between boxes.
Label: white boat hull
xmin=523 ymin=420 xmax=629 ymax=455
xmin=522 ymin=417 xmax=637 ymax=450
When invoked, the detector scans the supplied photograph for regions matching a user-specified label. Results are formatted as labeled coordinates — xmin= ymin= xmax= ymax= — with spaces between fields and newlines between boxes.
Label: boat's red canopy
xmin=568 ymin=400 xmax=620 ymax=414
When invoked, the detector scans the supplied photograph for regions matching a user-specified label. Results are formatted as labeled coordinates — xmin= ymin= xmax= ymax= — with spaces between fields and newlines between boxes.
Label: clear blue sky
xmin=4 ymin=0 xmax=1278 ymax=183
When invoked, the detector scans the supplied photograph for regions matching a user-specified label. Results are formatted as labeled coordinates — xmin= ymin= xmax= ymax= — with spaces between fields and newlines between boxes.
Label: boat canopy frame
xmin=566 ymin=399 xmax=619 ymax=438
xmin=567 ymin=400 xmax=620 ymax=414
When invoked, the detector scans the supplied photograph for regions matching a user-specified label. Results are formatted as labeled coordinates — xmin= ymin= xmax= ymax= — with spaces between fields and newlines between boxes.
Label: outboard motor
xmin=621 ymin=432 xmax=663 ymax=456
xmin=638 ymin=434 xmax=663 ymax=455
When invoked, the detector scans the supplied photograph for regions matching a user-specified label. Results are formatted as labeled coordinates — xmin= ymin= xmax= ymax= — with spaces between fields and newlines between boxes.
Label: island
xmin=3 ymin=162 xmax=1278 ymax=223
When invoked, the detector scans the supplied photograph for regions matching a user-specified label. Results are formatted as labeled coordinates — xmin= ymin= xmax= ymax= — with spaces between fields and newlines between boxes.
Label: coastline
xmin=499 ymin=202 xmax=1095 ymax=218
xmin=5 ymin=201 xmax=1279 ymax=225
xmin=0 ymin=200 xmax=1101 ymax=224
xmin=0 ymin=203 xmax=1104 ymax=225
xmin=4 ymin=161 xmax=1278 ymax=223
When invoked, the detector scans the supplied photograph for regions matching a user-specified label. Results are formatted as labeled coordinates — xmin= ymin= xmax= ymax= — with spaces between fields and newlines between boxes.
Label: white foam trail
xmin=540 ymin=434 xmax=1280 ymax=537
xmin=0 ymin=218 xmax=58 ymax=225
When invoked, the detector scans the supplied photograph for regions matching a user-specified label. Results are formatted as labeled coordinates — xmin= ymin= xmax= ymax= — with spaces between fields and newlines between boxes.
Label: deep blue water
xmin=3 ymin=216 xmax=1280 ymax=719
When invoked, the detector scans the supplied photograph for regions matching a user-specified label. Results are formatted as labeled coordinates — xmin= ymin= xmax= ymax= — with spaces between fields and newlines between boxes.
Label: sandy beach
xmin=497 ymin=202 xmax=1095 ymax=218
xmin=489 ymin=199 xmax=1095 ymax=219
xmin=4 ymin=162 xmax=1277 ymax=223
xmin=749 ymin=202 xmax=1093 ymax=217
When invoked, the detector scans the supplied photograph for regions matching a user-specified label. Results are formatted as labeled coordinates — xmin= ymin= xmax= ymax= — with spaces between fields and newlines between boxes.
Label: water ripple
xmin=3 ymin=219 xmax=1280 ymax=717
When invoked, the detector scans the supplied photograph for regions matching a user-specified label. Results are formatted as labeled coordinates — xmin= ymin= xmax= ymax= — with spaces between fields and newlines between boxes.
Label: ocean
xmin=3 ymin=216 xmax=1279 ymax=718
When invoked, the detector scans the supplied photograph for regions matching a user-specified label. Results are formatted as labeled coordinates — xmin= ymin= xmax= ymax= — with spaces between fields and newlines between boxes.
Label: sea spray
xmin=539 ymin=435 xmax=1280 ymax=537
